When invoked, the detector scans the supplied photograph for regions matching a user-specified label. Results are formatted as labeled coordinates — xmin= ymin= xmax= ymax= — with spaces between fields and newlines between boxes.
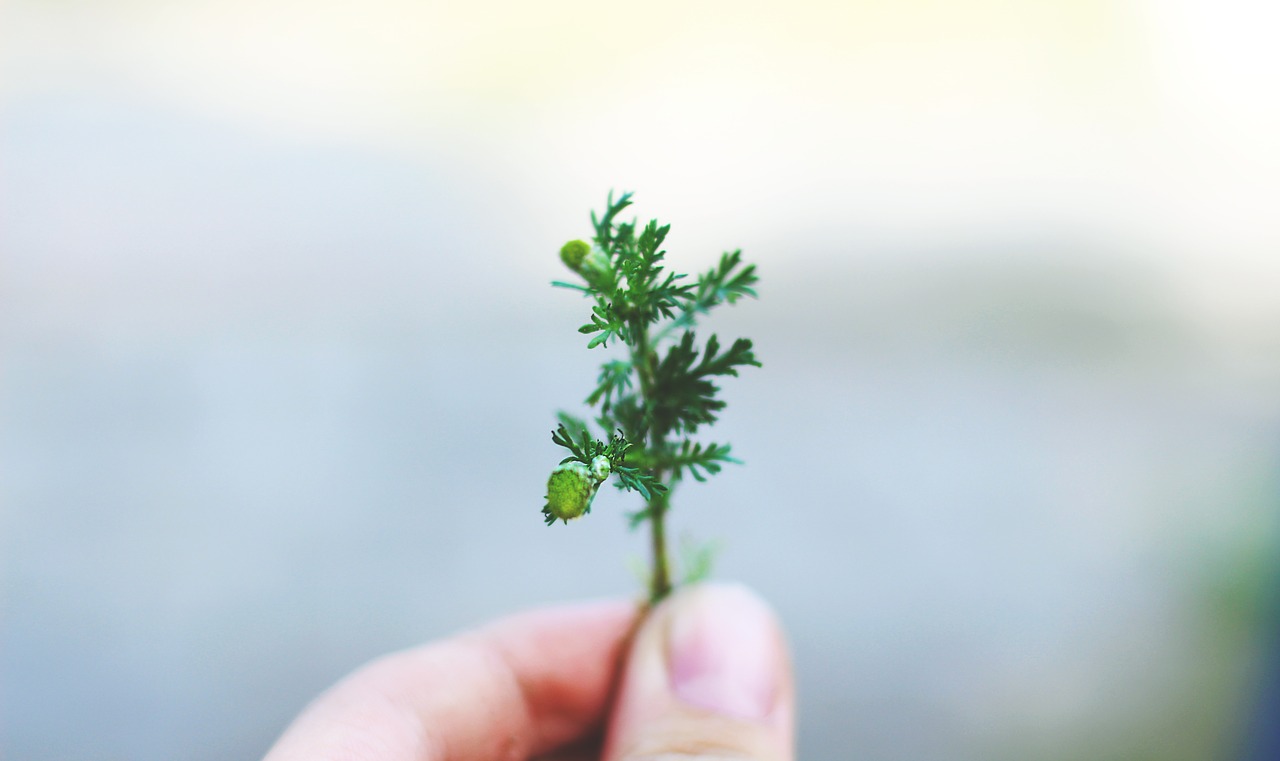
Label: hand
xmin=263 ymin=583 xmax=794 ymax=761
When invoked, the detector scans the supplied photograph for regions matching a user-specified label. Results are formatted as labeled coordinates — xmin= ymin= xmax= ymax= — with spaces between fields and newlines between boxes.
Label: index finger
xmin=263 ymin=599 xmax=640 ymax=761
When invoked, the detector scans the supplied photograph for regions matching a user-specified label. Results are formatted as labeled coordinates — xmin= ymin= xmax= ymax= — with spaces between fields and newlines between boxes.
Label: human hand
xmin=263 ymin=583 xmax=794 ymax=761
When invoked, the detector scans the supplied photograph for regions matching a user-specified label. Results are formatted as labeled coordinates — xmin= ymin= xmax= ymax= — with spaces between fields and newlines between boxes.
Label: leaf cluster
xmin=564 ymin=192 xmax=700 ymax=347
xmin=666 ymin=440 xmax=740 ymax=483
xmin=562 ymin=193 xmax=760 ymax=352
xmin=549 ymin=423 xmax=667 ymax=501
xmin=652 ymin=332 xmax=760 ymax=437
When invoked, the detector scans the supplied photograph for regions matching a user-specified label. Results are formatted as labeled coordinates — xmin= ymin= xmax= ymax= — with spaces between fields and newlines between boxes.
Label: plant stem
xmin=648 ymin=487 xmax=672 ymax=601
xmin=631 ymin=320 xmax=673 ymax=602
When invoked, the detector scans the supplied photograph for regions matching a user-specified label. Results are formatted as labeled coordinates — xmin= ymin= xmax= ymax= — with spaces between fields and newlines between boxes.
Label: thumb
xmin=603 ymin=583 xmax=795 ymax=761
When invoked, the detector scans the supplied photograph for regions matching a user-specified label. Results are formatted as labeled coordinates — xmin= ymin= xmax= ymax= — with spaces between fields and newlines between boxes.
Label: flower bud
xmin=560 ymin=239 xmax=614 ymax=290
xmin=545 ymin=462 xmax=595 ymax=523
xmin=560 ymin=240 xmax=590 ymax=271
xmin=543 ymin=456 xmax=615 ymax=525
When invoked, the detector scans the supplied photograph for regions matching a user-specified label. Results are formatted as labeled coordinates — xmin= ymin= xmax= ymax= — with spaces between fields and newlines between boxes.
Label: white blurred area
xmin=3 ymin=1 xmax=1278 ymax=760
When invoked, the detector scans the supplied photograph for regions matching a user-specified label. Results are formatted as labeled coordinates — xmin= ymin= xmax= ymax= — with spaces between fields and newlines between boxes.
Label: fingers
xmin=263 ymin=599 xmax=639 ymax=761
xmin=603 ymin=584 xmax=794 ymax=761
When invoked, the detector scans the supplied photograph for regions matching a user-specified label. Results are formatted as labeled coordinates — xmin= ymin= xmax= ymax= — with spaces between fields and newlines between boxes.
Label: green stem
xmin=631 ymin=320 xmax=673 ymax=602
xmin=648 ymin=487 xmax=671 ymax=601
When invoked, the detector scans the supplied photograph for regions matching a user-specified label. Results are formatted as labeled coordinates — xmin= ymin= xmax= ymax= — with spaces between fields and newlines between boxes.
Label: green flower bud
xmin=545 ymin=462 xmax=594 ymax=523
xmin=543 ymin=456 xmax=613 ymax=525
xmin=560 ymin=240 xmax=614 ymax=290
xmin=560 ymin=240 xmax=590 ymax=271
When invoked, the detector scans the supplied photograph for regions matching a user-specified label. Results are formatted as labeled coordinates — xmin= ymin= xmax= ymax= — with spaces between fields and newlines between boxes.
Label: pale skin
xmin=263 ymin=583 xmax=795 ymax=761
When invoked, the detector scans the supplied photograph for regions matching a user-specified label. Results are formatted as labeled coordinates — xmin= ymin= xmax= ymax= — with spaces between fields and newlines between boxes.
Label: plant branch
xmin=543 ymin=192 xmax=757 ymax=602
xmin=631 ymin=315 xmax=673 ymax=601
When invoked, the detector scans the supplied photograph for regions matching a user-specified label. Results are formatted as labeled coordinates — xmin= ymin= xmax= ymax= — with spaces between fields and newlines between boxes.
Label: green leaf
xmin=666 ymin=440 xmax=740 ymax=483
xmin=651 ymin=331 xmax=761 ymax=436
xmin=627 ymin=506 xmax=653 ymax=529
xmin=680 ymin=536 xmax=719 ymax=584
xmin=550 ymin=423 xmax=589 ymax=463
xmin=614 ymin=465 xmax=667 ymax=501
xmin=555 ymin=412 xmax=591 ymax=441
xmin=585 ymin=360 xmax=633 ymax=411
xmin=592 ymin=190 xmax=635 ymax=257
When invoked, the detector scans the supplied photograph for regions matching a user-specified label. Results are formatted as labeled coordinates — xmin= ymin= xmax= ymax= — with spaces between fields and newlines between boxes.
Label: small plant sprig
xmin=541 ymin=192 xmax=760 ymax=602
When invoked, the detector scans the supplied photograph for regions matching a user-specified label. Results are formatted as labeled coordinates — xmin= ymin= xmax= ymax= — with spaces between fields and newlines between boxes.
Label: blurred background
xmin=3 ymin=0 xmax=1279 ymax=758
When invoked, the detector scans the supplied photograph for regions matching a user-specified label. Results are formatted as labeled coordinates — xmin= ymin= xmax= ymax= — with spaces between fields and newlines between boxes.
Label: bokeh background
xmin=3 ymin=0 xmax=1279 ymax=758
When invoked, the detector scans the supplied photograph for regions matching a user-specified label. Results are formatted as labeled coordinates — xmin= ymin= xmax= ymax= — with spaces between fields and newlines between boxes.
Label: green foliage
xmin=547 ymin=423 xmax=667 ymax=502
xmin=542 ymin=192 xmax=759 ymax=600
xmin=652 ymin=332 xmax=760 ymax=436
xmin=585 ymin=360 xmax=633 ymax=412
xmin=680 ymin=537 xmax=720 ymax=585
xmin=666 ymin=440 xmax=740 ymax=483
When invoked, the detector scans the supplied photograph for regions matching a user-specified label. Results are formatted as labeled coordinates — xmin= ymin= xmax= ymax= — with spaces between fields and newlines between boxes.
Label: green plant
xmin=541 ymin=192 xmax=760 ymax=602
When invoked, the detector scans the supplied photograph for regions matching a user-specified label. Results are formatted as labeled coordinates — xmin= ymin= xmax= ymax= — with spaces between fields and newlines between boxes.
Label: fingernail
xmin=666 ymin=584 xmax=781 ymax=721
